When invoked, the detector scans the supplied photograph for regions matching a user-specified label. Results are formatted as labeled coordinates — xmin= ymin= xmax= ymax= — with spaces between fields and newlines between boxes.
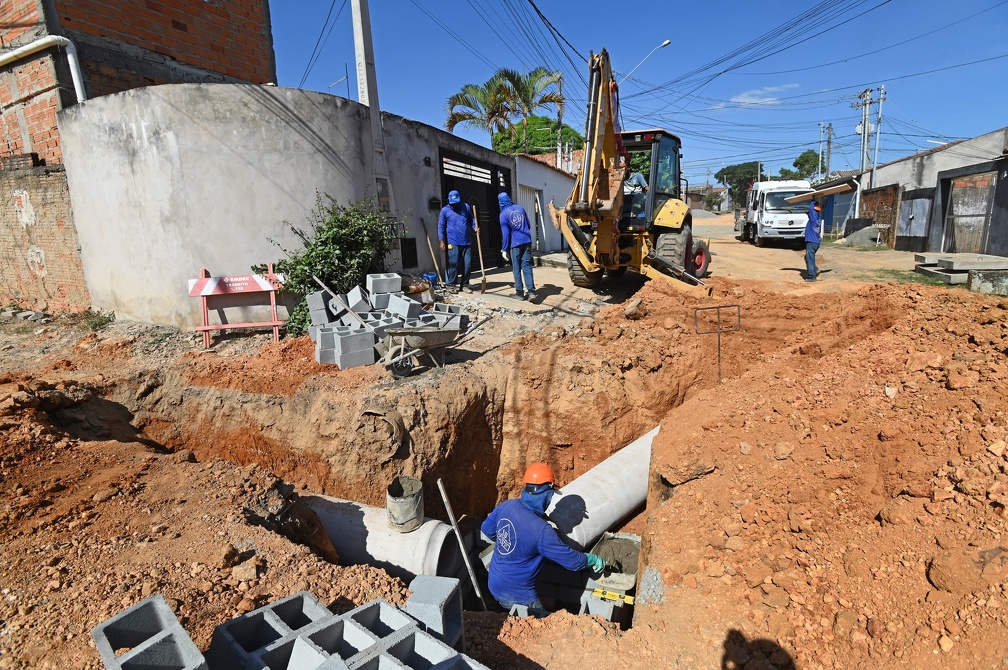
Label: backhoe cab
xmin=548 ymin=49 xmax=710 ymax=295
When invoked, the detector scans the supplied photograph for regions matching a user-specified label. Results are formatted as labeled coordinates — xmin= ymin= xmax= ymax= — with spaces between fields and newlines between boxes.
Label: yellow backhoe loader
xmin=548 ymin=49 xmax=712 ymax=297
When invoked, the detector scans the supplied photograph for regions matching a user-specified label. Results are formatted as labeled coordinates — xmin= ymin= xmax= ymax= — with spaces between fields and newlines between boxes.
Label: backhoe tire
xmin=567 ymin=249 xmax=603 ymax=288
xmin=692 ymin=239 xmax=711 ymax=278
xmin=656 ymin=226 xmax=693 ymax=273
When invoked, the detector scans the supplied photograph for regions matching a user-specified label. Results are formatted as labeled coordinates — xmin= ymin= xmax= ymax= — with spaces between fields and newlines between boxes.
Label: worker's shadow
xmin=548 ymin=493 xmax=588 ymax=537
xmin=721 ymin=628 xmax=795 ymax=669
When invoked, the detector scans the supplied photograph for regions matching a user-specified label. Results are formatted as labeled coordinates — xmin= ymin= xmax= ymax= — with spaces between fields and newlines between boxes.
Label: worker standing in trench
xmin=481 ymin=462 xmax=605 ymax=616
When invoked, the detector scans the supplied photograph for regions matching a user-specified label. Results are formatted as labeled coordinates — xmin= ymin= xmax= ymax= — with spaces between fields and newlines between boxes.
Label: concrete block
xmin=968 ymin=269 xmax=1008 ymax=296
xmin=370 ymin=292 xmax=404 ymax=310
xmin=260 ymin=635 xmax=329 ymax=670
xmin=347 ymin=286 xmax=371 ymax=313
xmin=383 ymin=629 xmax=458 ymax=669
xmin=305 ymin=617 xmax=378 ymax=666
xmin=405 ymin=576 xmax=464 ymax=650
xmin=319 ymin=327 xmax=376 ymax=354
xmin=386 ymin=294 xmax=422 ymax=320
xmin=205 ymin=591 xmax=331 ymax=668
xmin=427 ymin=313 xmax=462 ymax=330
xmin=417 ymin=314 xmax=439 ymax=327
xmin=309 ymin=324 xmax=322 ymax=342
xmin=335 ymin=348 xmax=376 ymax=370
xmin=346 ymin=599 xmax=417 ymax=642
xmin=367 ymin=273 xmax=402 ymax=295
xmin=329 ymin=294 xmax=351 ymax=318
xmin=311 ymin=308 xmax=336 ymax=327
xmin=347 ymin=652 xmax=409 ymax=670
xmin=307 ymin=290 xmax=333 ymax=313
xmin=1 ymin=310 xmax=14 ymax=318
xmin=371 ymin=318 xmax=402 ymax=340
xmin=431 ymin=655 xmax=491 ymax=670
xmin=431 ymin=303 xmax=462 ymax=315
xmin=91 ymin=594 xmax=206 ymax=670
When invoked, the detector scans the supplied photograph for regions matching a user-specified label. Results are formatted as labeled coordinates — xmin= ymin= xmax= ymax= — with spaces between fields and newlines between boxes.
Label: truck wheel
xmin=567 ymin=249 xmax=603 ymax=288
xmin=754 ymin=227 xmax=766 ymax=248
xmin=692 ymin=239 xmax=711 ymax=277
xmin=656 ymin=226 xmax=692 ymax=271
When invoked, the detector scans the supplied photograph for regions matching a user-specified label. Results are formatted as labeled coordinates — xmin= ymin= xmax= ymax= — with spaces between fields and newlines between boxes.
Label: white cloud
xmin=729 ymin=83 xmax=799 ymax=105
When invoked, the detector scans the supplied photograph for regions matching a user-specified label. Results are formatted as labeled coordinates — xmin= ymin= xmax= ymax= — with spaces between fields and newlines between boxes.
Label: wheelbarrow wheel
xmin=387 ymin=345 xmax=415 ymax=379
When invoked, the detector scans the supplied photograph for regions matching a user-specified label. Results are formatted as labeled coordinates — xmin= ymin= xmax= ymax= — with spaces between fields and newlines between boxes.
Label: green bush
xmin=258 ymin=194 xmax=404 ymax=337
xmin=86 ymin=309 xmax=116 ymax=331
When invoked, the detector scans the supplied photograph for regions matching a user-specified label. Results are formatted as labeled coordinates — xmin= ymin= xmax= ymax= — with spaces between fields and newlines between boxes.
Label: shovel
xmin=470 ymin=201 xmax=487 ymax=293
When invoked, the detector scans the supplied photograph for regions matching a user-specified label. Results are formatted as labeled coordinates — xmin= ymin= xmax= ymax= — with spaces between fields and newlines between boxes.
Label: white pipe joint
xmin=0 ymin=35 xmax=87 ymax=103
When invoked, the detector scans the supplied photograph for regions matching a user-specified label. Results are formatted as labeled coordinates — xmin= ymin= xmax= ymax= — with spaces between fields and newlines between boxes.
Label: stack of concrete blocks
xmin=305 ymin=273 xmax=459 ymax=370
xmin=90 ymin=593 xmax=207 ymax=670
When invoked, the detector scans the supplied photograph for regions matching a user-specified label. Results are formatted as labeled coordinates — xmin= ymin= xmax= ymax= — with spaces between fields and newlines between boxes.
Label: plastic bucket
xmin=386 ymin=476 xmax=424 ymax=533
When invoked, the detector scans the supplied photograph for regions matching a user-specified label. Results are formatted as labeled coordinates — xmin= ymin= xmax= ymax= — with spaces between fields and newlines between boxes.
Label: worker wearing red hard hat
xmin=480 ymin=462 xmax=605 ymax=616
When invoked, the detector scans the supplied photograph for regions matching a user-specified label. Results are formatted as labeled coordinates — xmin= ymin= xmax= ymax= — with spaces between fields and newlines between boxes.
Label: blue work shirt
xmin=805 ymin=202 xmax=822 ymax=244
xmin=438 ymin=203 xmax=476 ymax=246
xmin=480 ymin=498 xmax=587 ymax=605
xmin=499 ymin=198 xmax=533 ymax=250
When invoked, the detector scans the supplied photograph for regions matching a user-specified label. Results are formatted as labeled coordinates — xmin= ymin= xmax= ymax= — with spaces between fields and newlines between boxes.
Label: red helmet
xmin=523 ymin=462 xmax=555 ymax=486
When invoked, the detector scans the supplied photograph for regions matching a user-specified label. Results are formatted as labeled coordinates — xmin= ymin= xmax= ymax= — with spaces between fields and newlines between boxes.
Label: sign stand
xmin=188 ymin=264 xmax=285 ymax=349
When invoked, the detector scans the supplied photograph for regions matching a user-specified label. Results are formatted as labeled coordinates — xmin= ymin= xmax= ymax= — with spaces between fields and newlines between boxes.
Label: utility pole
xmin=757 ymin=160 xmax=761 ymax=184
xmin=818 ymin=122 xmax=824 ymax=179
xmin=556 ymin=78 xmax=563 ymax=170
xmin=825 ymin=123 xmax=833 ymax=178
xmin=852 ymin=89 xmax=873 ymax=218
xmin=870 ymin=85 xmax=885 ymax=188
xmin=352 ymin=0 xmax=397 ymax=215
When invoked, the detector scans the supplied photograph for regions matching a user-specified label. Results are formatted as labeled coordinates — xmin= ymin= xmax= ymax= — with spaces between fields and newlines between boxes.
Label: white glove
xmin=501 ymin=251 xmax=509 ymax=262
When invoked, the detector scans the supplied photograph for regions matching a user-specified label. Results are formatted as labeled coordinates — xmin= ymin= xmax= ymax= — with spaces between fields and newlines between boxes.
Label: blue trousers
xmin=446 ymin=244 xmax=472 ymax=287
xmin=805 ymin=242 xmax=820 ymax=280
xmin=509 ymin=243 xmax=535 ymax=294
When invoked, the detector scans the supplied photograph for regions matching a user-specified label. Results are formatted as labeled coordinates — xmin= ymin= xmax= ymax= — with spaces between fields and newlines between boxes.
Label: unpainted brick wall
xmin=53 ymin=0 xmax=275 ymax=85
xmin=0 ymin=166 xmax=90 ymax=312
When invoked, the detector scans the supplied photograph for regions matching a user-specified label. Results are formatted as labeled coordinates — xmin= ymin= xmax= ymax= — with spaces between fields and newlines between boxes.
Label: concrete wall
xmin=0 ymin=162 xmax=90 ymax=311
xmin=865 ymin=127 xmax=1008 ymax=192
xmin=56 ymin=83 xmax=515 ymax=327
xmin=514 ymin=156 xmax=573 ymax=252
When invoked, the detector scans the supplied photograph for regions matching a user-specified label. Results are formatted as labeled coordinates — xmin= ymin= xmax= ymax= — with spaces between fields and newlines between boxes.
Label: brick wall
xmin=0 ymin=164 xmax=90 ymax=312
xmin=53 ymin=0 xmax=275 ymax=86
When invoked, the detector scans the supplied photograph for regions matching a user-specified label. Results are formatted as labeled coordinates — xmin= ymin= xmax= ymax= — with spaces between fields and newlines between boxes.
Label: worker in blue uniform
xmin=481 ymin=462 xmax=605 ymax=616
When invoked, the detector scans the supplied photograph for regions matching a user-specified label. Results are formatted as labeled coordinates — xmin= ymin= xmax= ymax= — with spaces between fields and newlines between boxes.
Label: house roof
xmin=875 ymin=140 xmax=965 ymax=170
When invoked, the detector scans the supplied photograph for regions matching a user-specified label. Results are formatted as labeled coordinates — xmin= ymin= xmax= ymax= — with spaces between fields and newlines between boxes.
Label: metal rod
xmin=436 ymin=478 xmax=488 ymax=611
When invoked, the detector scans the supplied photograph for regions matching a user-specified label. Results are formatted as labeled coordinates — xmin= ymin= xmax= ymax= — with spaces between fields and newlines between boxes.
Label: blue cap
xmin=498 ymin=192 xmax=512 ymax=208
xmin=447 ymin=190 xmax=460 ymax=204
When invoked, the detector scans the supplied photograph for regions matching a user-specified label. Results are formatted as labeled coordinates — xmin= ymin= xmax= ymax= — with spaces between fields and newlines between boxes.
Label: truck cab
xmin=739 ymin=180 xmax=813 ymax=247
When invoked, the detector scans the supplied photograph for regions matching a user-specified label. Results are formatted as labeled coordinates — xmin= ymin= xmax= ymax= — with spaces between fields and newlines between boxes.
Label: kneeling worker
xmin=481 ymin=462 xmax=605 ymax=615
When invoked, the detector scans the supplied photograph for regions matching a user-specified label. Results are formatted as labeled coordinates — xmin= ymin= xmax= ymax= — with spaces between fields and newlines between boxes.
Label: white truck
xmin=736 ymin=180 xmax=814 ymax=247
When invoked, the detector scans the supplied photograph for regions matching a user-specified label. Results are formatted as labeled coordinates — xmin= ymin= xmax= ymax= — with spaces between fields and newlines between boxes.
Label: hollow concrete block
xmin=318 ymin=327 xmax=376 ymax=353
xmin=430 ymin=655 xmax=491 ymax=670
xmin=311 ymin=308 xmax=336 ymax=327
xmin=90 ymin=594 xmax=206 ymax=670
xmin=370 ymin=292 xmax=404 ymax=310
xmin=386 ymin=294 xmax=422 ymax=320
xmin=431 ymin=303 xmax=462 ymax=315
xmin=329 ymin=294 xmax=350 ymax=318
xmin=404 ymin=576 xmax=464 ymax=651
xmin=347 ymin=286 xmax=371 ymax=313
xmin=367 ymin=273 xmax=402 ymax=295
xmin=307 ymin=290 xmax=333 ymax=314
xmin=346 ymin=652 xmax=409 ymax=670
xmin=346 ymin=599 xmax=417 ymax=643
xmin=382 ymin=629 xmax=458 ymax=669
xmin=335 ymin=348 xmax=376 ymax=370
xmin=304 ymin=617 xmax=379 ymax=667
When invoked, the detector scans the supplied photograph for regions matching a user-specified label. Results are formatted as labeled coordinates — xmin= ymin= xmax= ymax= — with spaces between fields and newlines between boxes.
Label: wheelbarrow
xmin=380 ymin=326 xmax=461 ymax=379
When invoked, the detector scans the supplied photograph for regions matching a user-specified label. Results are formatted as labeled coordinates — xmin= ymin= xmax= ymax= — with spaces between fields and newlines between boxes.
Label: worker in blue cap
xmin=437 ymin=190 xmax=478 ymax=293
xmin=498 ymin=192 xmax=537 ymax=302
xmin=804 ymin=200 xmax=822 ymax=282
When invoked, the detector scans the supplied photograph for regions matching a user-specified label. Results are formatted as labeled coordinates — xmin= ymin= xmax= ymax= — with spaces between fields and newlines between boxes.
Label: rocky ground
xmin=2 ymin=216 xmax=1007 ymax=669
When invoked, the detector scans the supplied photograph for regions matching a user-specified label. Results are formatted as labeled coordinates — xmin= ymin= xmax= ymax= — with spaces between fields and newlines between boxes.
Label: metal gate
xmin=440 ymin=151 xmax=511 ymax=268
xmin=943 ymin=171 xmax=998 ymax=253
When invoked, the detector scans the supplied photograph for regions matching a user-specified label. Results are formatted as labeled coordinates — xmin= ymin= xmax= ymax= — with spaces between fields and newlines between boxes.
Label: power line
xmin=298 ymin=0 xmax=349 ymax=88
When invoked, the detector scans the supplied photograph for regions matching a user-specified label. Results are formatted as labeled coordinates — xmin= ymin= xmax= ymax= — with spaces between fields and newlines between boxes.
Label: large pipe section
xmin=546 ymin=425 xmax=659 ymax=551
xmin=303 ymin=495 xmax=462 ymax=582
xmin=0 ymin=35 xmax=87 ymax=103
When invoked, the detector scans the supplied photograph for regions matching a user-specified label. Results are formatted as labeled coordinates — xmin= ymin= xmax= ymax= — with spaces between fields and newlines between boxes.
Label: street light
xmin=617 ymin=39 xmax=671 ymax=86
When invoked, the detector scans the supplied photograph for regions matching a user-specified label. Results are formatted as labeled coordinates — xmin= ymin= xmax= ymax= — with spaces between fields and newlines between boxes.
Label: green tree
xmin=258 ymin=195 xmax=404 ymax=337
xmin=778 ymin=149 xmax=819 ymax=179
xmin=703 ymin=189 xmax=722 ymax=211
xmin=444 ymin=75 xmax=513 ymax=139
xmin=715 ymin=161 xmax=764 ymax=206
xmin=497 ymin=67 xmax=564 ymax=152
xmin=491 ymin=114 xmax=583 ymax=155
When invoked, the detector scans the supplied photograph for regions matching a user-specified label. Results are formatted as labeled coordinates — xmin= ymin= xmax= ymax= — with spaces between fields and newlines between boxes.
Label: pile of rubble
xmin=306 ymin=273 xmax=467 ymax=369
xmin=91 ymin=577 xmax=488 ymax=669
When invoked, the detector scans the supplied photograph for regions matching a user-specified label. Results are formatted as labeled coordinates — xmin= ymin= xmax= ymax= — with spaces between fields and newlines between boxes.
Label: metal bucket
xmin=386 ymin=475 xmax=424 ymax=533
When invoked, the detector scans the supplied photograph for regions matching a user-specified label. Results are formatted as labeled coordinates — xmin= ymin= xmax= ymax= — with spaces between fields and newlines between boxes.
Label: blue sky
xmin=270 ymin=0 xmax=1008 ymax=185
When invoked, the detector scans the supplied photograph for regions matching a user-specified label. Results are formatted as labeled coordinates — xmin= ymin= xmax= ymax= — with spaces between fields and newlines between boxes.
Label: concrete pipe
xmin=546 ymin=425 xmax=659 ymax=551
xmin=303 ymin=495 xmax=462 ymax=582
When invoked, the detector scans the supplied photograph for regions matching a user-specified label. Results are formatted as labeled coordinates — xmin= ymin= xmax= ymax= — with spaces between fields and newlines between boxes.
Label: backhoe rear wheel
xmin=656 ymin=226 xmax=693 ymax=273
xmin=567 ymin=249 xmax=603 ymax=288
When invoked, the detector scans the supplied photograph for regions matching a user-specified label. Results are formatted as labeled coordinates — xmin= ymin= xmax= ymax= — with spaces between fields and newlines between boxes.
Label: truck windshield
xmin=765 ymin=192 xmax=812 ymax=212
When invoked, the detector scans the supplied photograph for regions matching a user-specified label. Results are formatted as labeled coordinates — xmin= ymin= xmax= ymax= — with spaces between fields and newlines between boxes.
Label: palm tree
xmin=498 ymin=67 xmax=563 ymax=153
xmin=444 ymin=75 xmax=513 ymax=139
